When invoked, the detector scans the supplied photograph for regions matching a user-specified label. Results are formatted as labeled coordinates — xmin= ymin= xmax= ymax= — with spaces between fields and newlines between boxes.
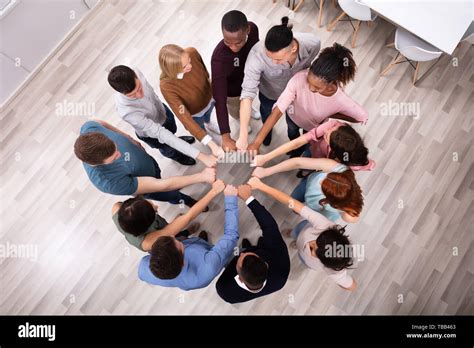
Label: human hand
xmin=211 ymin=179 xmax=225 ymax=193
xmin=251 ymin=167 xmax=268 ymax=179
xmin=222 ymin=134 xmax=237 ymax=152
xmin=224 ymin=184 xmax=238 ymax=196
xmin=237 ymin=184 xmax=252 ymax=201
xmin=201 ymin=167 xmax=216 ymax=183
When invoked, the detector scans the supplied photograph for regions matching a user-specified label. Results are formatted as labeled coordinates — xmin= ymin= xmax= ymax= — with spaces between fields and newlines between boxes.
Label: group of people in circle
xmin=74 ymin=9 xmax=373 ymax=303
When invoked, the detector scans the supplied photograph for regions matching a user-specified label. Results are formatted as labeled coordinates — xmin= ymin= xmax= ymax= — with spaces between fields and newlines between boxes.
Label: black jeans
xmin=136 ymin=104 xmax=183 ymax=160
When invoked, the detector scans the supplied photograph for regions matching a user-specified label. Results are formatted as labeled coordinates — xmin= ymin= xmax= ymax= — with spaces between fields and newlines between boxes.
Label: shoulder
xmin=80 ymin=120 xmax=103 ymax=135
xmin=111 ymin=202 xmax=122 ymax=215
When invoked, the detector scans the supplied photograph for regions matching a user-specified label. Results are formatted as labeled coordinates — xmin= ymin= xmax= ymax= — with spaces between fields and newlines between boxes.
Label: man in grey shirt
xmin=236 ymin=17 xmax=320 ymax=156
xmin=108 ymin=65 xmax=217 ymax=167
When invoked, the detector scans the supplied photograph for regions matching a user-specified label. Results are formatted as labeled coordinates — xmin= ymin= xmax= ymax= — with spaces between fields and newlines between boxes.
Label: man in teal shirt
xmin=138 ymin=181 xmax=239 ymax=290
xmin=74 ymin=120 xmax=215 ymax=205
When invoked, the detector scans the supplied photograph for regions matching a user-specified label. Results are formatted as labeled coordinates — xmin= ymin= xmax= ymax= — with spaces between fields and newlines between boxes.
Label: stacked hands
xmin=199 ymin=166 xmax=266 ymax=199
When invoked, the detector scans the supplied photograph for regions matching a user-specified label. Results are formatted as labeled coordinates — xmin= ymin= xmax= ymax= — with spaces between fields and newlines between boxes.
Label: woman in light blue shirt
xmin=252 ymin=158 xmax=363 ymax=223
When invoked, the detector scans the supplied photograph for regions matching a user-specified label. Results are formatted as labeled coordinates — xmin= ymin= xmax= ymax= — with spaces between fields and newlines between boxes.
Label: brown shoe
xmin=198 ymin=231 xmax=208 ymax=242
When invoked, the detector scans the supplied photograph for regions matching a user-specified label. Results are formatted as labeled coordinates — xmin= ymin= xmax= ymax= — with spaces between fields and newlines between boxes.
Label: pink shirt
xmin=275 ymin=69 xmax=368 ymax=131
xmin=305 ymin=119 xmax=376 ymax=171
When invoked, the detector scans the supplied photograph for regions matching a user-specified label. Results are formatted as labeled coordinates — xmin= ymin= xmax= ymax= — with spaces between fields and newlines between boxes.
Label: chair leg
xmin=351 ymin=21 xmax=361 ymax=48
xmin=317 ymin=0 xmax=324 ymax=27
xmin=327 ymin=11 xmax=346 ymax=31
xmin=380 ymin=53 xmax=404 ymax=76
xmin=331 ymin=0 xmax=337 ymax=7
xmin=386 ymin=42 xmax=395 ymax=48
xmin=412 ymin=62 xmax=420 ymax=85
xmin=367 ymin=21 xmax=372 ymax=27
xmin=293 ymin=0 xmax=304 ymax=12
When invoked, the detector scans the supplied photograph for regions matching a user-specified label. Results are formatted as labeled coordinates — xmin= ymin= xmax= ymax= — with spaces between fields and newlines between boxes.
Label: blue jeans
xmin=291 ymin=176 xmax=308 ymax=203
xmin=136 ymin=104 xmax=181 ymax=160
xmin=143 ymin=159 xmax=193 ymax=205
xmin=193 ymin=102 xmax=214 ymax=129
xmin=286 ymin=114 xmax=309 ymax=157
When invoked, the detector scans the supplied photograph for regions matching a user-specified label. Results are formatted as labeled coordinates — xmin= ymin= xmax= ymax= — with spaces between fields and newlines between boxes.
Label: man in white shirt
xmin=108 ymin=65 xmax=217 ymax=167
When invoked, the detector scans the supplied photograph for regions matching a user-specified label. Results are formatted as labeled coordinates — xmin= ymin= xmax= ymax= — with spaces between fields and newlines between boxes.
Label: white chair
xmin=381 ymin=28 xmax=443 ymax=85
xmin=327 ymin=0 xmax=377 ymax=48
xmin=271 ymin=0 xmax=337 ymax=27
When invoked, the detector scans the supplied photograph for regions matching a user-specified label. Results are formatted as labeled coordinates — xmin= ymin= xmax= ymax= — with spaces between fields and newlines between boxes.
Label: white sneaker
xmin=251 ymin=106 xmax=261 ymax=120
xmin=205 ymin=120 xmax=221 ymax=135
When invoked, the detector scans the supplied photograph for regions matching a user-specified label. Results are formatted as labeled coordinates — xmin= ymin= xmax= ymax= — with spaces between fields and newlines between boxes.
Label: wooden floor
xmin=0 ymin=0 xmax=473 ymax=315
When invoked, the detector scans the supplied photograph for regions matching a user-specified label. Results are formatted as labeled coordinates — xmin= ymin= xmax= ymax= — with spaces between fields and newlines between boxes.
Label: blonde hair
xmin=159 ymin=44 xmax=185 ymax=80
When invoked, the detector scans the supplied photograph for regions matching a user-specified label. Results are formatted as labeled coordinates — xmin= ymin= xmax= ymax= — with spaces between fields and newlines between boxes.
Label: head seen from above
xmin=159 ymin=44 xmax=192 ymax=80
xmin=265 ymin=16 xmax=298 ymax=65
xmin=308 ymin=43 xmax=356 ymax=96
xmin=327 ymin=124 xmax=369 ymax=166
xmin=320 ymin=170 xmax=364 ymax=218
xmin=221 ymin=10 xmax=250 ymax=53
xmin=118 ymin=197 xmax=157 ymax=237
xmin=108 ymin=65 xmax=143 ymax=99
xmin=150 ymin=236 xmax=185 ymax=280
xmin=74 ymin=132 xmax=120 ymax=166
xmin=314 ymin=226 xmax=354 ymax=271
xmin=236 ymin=252 xmax=268 ymax=290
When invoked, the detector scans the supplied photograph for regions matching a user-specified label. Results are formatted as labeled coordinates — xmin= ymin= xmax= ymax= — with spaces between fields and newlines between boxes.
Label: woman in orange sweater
xmin=159 ymin=45 xmax=224 ymax=158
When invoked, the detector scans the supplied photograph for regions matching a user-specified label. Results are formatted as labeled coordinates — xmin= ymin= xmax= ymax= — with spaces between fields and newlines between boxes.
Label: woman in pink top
xmin=248 ymin=43 xmax=368 ymax=157
xmin=252 ymin=119 xmax=375 ymax=173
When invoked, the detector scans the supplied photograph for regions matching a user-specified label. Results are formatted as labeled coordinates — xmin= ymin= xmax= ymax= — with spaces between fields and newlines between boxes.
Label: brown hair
xmin=74 ymin=132 xmax=116 ymax=165
xmin=159 ymin=44 xmax=185 ymax=80
xmin=320 ymin=170 xmax=363 ymax=217
xmin=149 ymin=236 xmax=183 ymax=279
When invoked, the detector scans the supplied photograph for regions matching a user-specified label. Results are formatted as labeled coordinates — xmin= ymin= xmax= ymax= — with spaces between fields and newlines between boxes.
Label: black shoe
xmin=185 ymin=197 xmax=209 ymax=212
xmin=241 ymin=238 xmax=252 ymax=249
xmin=198 ymin=231 xmax=208 ymax=242
xmin=176 ymin=230 xmax=190 ymax=239
xmin=179 ymin=136 xmax=195 ymax=144
xmin=173 ymin=153 xmax=196 ymax=166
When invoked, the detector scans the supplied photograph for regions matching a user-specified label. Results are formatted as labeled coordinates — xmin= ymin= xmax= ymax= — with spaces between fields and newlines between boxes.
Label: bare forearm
xmin=239 ymin=98 xmax=253 ymax=139
xmin=253 ymin=108 xmax=283 ymax=146
xmin=264 ymin=136 xmax=308 ymax=162
xmin=134 ymin=174 xmax=201 ymax=195
xmin=258 ymin=182 xmax=304 ymax=213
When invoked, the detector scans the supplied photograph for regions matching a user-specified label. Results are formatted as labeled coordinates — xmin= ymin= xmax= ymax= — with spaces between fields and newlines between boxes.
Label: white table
xmin=359 ymin=0 xmax=473 ymax=54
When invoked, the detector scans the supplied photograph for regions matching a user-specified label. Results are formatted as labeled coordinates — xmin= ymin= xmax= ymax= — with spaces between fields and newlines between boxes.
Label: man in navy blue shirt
xmin=74 ymin=120 xmax=215 ymax=205
xmin=215 ymin=184 xmax=290 ymax=303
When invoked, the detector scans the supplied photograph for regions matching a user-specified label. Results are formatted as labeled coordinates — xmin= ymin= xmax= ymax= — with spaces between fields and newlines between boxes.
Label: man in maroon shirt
xmin=211 ymin=10 xmax=260 ymax=152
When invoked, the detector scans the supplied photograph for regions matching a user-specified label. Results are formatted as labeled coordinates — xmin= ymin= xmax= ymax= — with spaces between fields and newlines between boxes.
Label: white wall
xmin=0 ymin=0 xmax=99 ymax=105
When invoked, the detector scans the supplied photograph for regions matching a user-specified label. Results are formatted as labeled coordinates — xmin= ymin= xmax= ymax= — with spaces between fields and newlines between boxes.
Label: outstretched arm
xmin=247 ymin=177 xmax=304 ymax=214
xmin=141 ymin=180 xmax=225 ymax=251
xmin=252 ymin=157 xmax=341 ymax=179
xmin=134 ymin=167 xmax=216 ymax=195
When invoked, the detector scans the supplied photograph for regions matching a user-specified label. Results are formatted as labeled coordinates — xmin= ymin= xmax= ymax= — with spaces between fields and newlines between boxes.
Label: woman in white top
xmin=248 ymin=177 xmax=357 ymax=291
